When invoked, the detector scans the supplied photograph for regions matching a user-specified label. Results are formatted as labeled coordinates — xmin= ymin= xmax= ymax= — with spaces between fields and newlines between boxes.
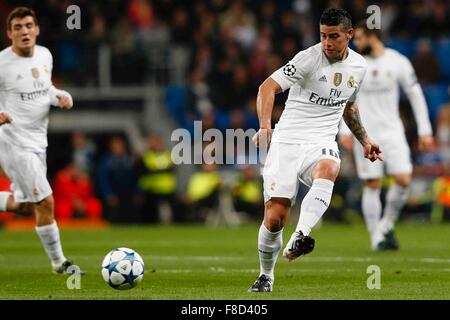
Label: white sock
xmin=361 ymin=187 xmax=382 ymax=243
xmin=0 ymin=192 xmax=11 ymax=212
xmin=296 ymin=178 xmax=334 ymax=236
xmin=378 ymin=184 xmax=409 ymax=234
xmin=35 ymin=222 xmax=66 ymax=267
xmin=258 ymin=223 xmax=283 ymax=281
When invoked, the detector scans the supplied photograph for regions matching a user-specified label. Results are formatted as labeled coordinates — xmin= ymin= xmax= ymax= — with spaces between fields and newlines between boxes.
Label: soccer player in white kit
xmin=0 ymin=7 xmax=79 ymax=274
xmin=338 ymin=22 xmax=434 ymax=251
xmin=248 ymin=8 xmax=383 ymax=292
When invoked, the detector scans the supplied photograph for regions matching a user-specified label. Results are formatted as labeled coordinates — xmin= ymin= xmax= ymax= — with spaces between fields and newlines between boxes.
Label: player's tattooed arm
xmin=342 ymin=101 xmax=368 ymax=145
xmin=343 ymin=101 xmax=383 ymax=162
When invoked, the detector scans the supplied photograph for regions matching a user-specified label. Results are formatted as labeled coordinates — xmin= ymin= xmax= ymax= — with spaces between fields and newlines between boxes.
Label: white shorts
xmin=353 ymin=136 xmax=412 ymax=180
xmin=0 ymin=139 xmax=52 ymax=203
xmin=262 ymin=141 xmax=341 ymax=206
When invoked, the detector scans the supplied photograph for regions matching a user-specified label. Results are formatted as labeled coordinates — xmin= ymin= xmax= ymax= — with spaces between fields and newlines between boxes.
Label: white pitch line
xmin=420 ymin=258 xmax=450 ymax=264
xmin=147 ymin=256 xmax=450 ymax=264
xmin=151 ymin=268 xmax=450 ymax=274
xmin=149 ymin=256 xmax=245 ymax=261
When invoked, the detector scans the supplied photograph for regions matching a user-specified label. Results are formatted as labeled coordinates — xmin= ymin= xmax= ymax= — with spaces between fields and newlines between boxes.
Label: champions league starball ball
xmin=101 ymin=247 xmax=144 ymax=290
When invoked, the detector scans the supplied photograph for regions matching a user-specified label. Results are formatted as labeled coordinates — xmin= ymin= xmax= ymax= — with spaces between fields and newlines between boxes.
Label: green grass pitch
xmin=0 ymin=222 xmax=449 ymax=300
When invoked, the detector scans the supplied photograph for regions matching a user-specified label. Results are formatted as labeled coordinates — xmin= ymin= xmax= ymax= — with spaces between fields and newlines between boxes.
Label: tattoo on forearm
xmin=343 ymin=103 xmax=368 ymax=144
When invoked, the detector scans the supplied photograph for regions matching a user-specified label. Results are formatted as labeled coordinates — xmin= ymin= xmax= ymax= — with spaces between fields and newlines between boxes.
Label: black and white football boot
xmin=53 ymin=259 xmax=86 ymax=275
xmin=283 ymin=231 xmax=315 ymax=261
xmin=248 ymin=274 xmax=273 ymax=292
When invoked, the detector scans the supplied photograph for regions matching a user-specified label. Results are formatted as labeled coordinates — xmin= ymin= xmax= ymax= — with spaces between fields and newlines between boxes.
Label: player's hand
xmin=252 ymin=128 xmax=272 ymax=148
xmin=338 ymin=135 xmax=353 ymax=152
xmin=417 ymin=135 xmax=434 ymax=153
xmin=57 ymin=94 xmax=73 ymax=110
xmin=362 ymin=138 xmax=383 ymax=162
xmin=0 ymin=112 xmax=12 ymax=125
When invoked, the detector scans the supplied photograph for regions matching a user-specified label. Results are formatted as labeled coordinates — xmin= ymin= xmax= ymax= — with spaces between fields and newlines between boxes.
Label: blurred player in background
xmin=0 ymin=7 xmax=78 ymax=274
xmin=249 ymin=8 xmax=382 ymax=292
xmin=339 ymin=21 xmax=434 ymax=251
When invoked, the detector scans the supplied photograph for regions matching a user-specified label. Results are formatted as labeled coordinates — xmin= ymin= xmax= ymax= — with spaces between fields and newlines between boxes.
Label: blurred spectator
xmin=413 ymin=39 xmax=441 ymax=85
xmin=170 ymin=8 xmax=192 ymax=46
xmin=111 ymin=17 xmax=147 ymax=84
xmin=249 ymin=25 xmax=272 ymax=85
xmin=219 ymin=0 xmax=257 ymax=50
xmin=412 ymin=139 xmax=446 ymax=177
xmin=128 ymin=0 xmax=156 ymax=31
xmin=135 ymin=134 xmax=178 ymax=223
xmin=0 ymin=167 xmax=14 ymax=223
xmin=183 ymin=163 xmax=222 ymax=222
xmin=97 ymin=136 xmax=138 ymax=223
xmin=419 ymin=0 xmax=450 ymax=39
xmin=187 ymin=68 xmax=214 ymax=117
xmin=53 ymin=163 xmax=102 ymax=221
xmin=437 ymin=102 xmax=450 ymax=167
xmin=433 ymin=168 xmax=450 ymax=221
xmin=379 ymin=0 xmax=398 ymax=36
xmin=258 ymin=0 xmax=277 ymax=31
xmin=231 ymin=165 xmax=263 ymax=217
xmin=72 ymin=132 xmax=96 ymax=175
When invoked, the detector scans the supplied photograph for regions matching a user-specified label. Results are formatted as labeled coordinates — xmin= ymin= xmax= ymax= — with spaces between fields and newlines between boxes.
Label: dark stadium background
xmin=0 ymin=0 xmax=449 ymax=226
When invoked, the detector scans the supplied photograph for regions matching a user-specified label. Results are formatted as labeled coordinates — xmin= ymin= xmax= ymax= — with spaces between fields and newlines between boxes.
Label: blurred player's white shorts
xmin=0 ymin=139 xmax=52 ymax=203
xmin=262 ymin=141 xmax=341 ymax=206
xmin=353 ymin=135 xmax=412 ymax=179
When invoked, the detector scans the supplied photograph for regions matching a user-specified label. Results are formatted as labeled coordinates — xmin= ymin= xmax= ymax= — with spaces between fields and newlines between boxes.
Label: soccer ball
xmin=101 ymin=247 xmax=145 ymax=290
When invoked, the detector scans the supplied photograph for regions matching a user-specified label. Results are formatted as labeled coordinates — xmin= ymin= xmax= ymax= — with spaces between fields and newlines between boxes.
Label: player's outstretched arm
xmin=399 ymin=56 xmax=434 ymax=152
xmin=49 ymin=85 xmax=73 ymax=110
xmin=252 ymin=78 xmax=282 ymax=147
xmin=343 ymin=101 xmax=383 ymax=162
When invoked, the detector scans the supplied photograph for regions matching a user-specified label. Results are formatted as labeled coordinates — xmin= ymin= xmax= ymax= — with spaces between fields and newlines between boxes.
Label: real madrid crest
xmin=347 ymin=75 xmax=355 ymax=88
xmin=333 ymin=72 xmax=342 ymax=86
xmin=31 ymin=68 xmax=40 ymax=79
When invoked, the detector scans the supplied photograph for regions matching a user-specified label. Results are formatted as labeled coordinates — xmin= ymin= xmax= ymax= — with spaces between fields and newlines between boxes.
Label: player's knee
xmin=394 ymin=175 xmax=411 ymax=188
xmin=14 ymin=202 xmax=34 ymax=216
xmin=364 ymin=179 xmax=381 ymax=189
xmin=264 ymin=198 xmax=290 ymax=231
xmin=36 ymin=195 xmax=55 ymax=213
xmin=312 ymin=160 xmax=340 ymax=181
xmin=41 ymin=195 xmax=54 ymax=207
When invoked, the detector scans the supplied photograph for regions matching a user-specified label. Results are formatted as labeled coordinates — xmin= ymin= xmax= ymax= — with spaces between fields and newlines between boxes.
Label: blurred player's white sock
xmin=378 ymin=184 xmax=409 ymax=234
xmin=35 ymin=222 xmax=67 ymax=267
xmin=258 ymin=223 xmax=282 ymax=281
xmin=296 ymin=178 xmax=334 ymax=236
xmin=361 ymin=187 xmax=382 ymax=243
xmin=0 ymin=192 xmax=11 ymax=211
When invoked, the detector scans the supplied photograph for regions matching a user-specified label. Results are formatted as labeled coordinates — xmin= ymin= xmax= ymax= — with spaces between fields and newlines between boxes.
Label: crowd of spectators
xmin=0 ymin=1 xmax=449 ymax=225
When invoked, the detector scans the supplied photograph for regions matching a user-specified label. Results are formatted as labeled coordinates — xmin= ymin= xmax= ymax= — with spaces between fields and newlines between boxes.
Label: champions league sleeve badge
xmin=283 ymin=64 xmax=296 ymax=77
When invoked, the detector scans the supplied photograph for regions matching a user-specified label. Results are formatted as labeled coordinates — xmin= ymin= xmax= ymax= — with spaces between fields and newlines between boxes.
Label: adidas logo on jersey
xmin=16 ymin=74 xmax=23 ymax=81
xmin=319 ymin=75 xmax=327 ymax=82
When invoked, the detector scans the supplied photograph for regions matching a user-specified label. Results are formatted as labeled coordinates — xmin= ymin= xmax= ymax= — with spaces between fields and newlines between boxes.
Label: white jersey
xmin=270 ymin=43 xmax=367 ymax=144
xmin=0 ymin=45 xmax=55 ymax=153
xmin=343 ymin=48 xmax=432 ymax=141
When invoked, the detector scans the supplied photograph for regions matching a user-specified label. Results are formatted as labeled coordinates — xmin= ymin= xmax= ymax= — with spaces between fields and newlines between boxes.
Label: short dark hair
xmin=355 ymin=20 xmax=382 ymax=40
xmin=7 ymin=7 xmax=38 ymax=31
xmin=320 ymin=7 xmax=352 ymax=32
